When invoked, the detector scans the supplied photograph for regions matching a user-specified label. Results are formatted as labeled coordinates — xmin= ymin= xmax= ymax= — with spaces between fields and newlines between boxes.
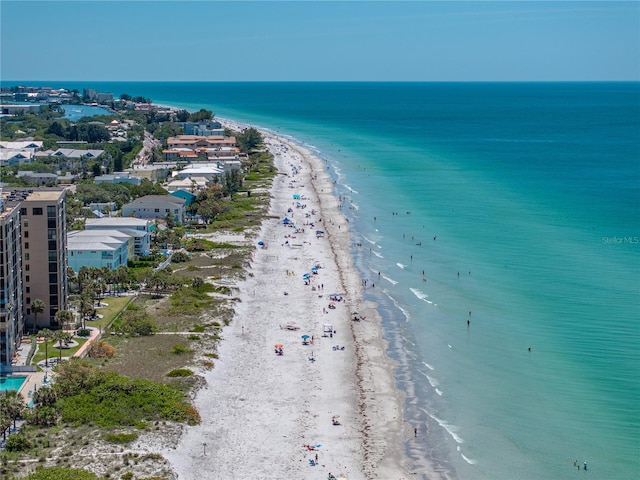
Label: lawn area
xmin=30 ymin=296 xmax=133 ymax=367
xmin=85 ymin=295 xmax=134 ymax=331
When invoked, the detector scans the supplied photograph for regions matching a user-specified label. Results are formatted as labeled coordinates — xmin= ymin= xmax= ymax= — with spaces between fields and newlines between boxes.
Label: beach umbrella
xmin=274 ymin=343 xmax=284 ymax=348
xmin=301 ymin=335 xmax=310 ymax=339
xmin=257 ymin=241 xmax=264 ymax=246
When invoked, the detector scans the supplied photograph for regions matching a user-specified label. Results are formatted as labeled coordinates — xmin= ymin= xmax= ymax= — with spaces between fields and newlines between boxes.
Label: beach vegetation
xmin=87 ymin=340 xmax=116 ymax=359
xmin=171 ymin=344 xmax=191 ymax=355
xmin=5 ymin=433 xmax=33 ymax=452
xmin=26 ymin=466 xmax=98 ymax=479
xmin=168 ymin=285 xmax=212 ymax=315
xmin=166 ymin=368 xmax=194 ymax=377
xmin=103 ymin=431 xmax=139 ymax=444
xmin=111 ymin=305 xmax=157 ymax=337
xmin=54 ymin=361 xmax=200 ymax=427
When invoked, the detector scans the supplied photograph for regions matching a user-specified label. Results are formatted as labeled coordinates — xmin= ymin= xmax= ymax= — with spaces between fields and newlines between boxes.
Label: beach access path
xmin=162 ymin=128 xmax=411 ymax=479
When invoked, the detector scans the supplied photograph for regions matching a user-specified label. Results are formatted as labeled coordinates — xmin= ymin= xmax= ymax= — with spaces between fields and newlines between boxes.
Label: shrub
xmin=88 ymin=340 xmax=116 ymax=359
xmin=55 ymin=362 xmax=201 ymax=427
xmin=103 ymin=432 xmax=139 ymax=444
xmin=26 ymin=466 xmax=98 ymax=479
xmin=171 ymin=251 xmax=190 ymax=263
xmin=166 ymin=368 xmax=194 ymax=377
xmin=5 ymin=434 xmax=33 ymax=452
xmin=76 ymin=328 xmax=91 ymax=337
xmin=26 ymin=406 xmax=59 ymax=427
xmin=171 ymin=344 xmax=191 ymax=355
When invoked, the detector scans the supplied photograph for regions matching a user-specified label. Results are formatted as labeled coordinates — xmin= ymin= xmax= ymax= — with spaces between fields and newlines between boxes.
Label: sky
xmin=1 ymin=1 xmax=639 ymax=82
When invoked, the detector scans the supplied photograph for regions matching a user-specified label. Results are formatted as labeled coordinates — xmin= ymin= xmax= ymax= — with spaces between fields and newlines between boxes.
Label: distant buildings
xmin=83 ymin=88 xmax=113 ymax=104
xmin=167 ymin=135 xmax=236 ymax=149
xmin=179 ymin=120 xmax=224 ymax=137
xmin=0 ymin=140 xmax=44 ymax=167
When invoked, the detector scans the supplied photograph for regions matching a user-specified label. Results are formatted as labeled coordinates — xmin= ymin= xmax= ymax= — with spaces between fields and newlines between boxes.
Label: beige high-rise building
xmin=3 ymin=188 xmax=69 ymax=329
xmin=0 ymin=201 xmax=23 ymax=366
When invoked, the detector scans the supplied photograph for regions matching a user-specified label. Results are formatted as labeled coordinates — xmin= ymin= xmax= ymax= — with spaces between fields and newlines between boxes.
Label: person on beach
xmin=414 ymin=427 xmax=417 ymax=437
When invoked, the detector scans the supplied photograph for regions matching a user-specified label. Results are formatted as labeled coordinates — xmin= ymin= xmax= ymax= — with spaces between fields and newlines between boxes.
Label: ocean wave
xmin=383 ymin=274 xmax=398 ymax=285
xmin=397 ymin=263 xmax=407 ymax=269
xmin=426 ymin=411 xmax=464 ymax=444
xmin=343 ymin=183 xmax=358 ymax=194
xmin=383 ymin=290 xmax=411 ymax=322
xmin=422 ymin=362 xmax=435 ymax=371
xmin=435 ymin=388 xmax=443 ymax=396
xmin=410 ymin=287 xmax=433 ymax=304
xmin=362 ymin=234 xmax=376 ymax=245
xmin=426 ymin=375 xmax=439 ymax=389
xmin=458 ymin=446 xmax=477 ymax=464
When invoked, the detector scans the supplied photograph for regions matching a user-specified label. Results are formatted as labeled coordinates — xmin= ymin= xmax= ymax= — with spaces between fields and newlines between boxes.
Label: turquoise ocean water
xmin=21 ymin=82 xmax=640 ymax=479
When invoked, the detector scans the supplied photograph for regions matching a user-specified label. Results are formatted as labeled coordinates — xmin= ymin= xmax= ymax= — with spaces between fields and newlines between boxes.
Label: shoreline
xmin=162 ymin=120 xmax=414 ymax=479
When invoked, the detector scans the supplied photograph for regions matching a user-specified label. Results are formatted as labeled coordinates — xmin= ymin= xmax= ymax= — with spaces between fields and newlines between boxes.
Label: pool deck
xmin=12 ymin=327 xmax=101 ymax=402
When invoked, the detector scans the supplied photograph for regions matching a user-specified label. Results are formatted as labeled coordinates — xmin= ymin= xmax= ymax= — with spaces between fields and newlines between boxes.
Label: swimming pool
xmin=0 ymin=376 xmax=27 ymax=392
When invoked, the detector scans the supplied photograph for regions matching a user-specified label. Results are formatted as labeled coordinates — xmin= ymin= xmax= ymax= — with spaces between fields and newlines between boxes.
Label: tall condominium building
xmin=0 ymin=201 xmax=23 ymax=365
xmin=3 ymin=188 xmax=69 ymax=330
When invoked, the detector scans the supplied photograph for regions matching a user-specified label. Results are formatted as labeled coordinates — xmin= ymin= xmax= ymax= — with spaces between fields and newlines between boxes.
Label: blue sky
xmin=1 ymin=1 xmax=638 ymax=81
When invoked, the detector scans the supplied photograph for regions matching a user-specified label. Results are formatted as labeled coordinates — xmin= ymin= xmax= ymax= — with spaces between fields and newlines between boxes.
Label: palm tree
xmin=0 ymin=411 xmax=10 ymax=441
xmin=0 ymin=390 xmax=25 ymax=430
xmin=31 ymin=299 xmax=45 ymax=334
xmin=54 ymin=309 xmax=75 ymax=331
xmin=77 ymin=266 xmax=90 ymax=294
xmin=52 ymin=330 xmax=73 ymax=362
xmin=37 ymin=328 xmax=52 ymax=367
xmin=77 ymin=293 xmax=92 ymax=329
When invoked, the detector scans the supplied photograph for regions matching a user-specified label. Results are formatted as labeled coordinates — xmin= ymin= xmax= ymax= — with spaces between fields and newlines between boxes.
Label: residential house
xmin=165 ymin=176 xmax=209 ymax=193
xmin=125 ymin=165 xmax=171 ymax=182
xmin=122 ymin=195 xmax=186 ymax=224
xmin=0 ymin=149 xmax=35 ymax=167
xmin=170 ymin=189 xmax=196 ymax=207
xmin=167 ymin=135 xmax=236 ymax=149
xmin=17 ymin=171 xmax=59 ymax=186
xmin=94 ymin=172 xmax=141 ymax=185
xmin=0 ymin=140 xmax=44 ymax=150
xmin=85 ymin=218 xmax=151 ymax=256
xmin=173 ymin=164 xmax=224 ymax=182
xmin=67 ymin=230 xmax=133 ymax=271
xmin=179 ymin=121 xmax=224 ymax=137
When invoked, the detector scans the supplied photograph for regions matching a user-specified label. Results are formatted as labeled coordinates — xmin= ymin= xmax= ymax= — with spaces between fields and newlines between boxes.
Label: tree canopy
xmin=236 ymin=127 xmax=263 ymax=153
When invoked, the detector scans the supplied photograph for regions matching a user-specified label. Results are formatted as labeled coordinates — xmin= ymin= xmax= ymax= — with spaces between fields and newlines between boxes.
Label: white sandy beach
xmin=162 ymin=128 xmax=413 ymax=479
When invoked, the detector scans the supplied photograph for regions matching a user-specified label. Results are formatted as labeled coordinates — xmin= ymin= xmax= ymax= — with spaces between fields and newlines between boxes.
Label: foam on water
xmin=426 ymin=410 xmax=464 ymax=444
xmin=410 ymin=287 xmax=433 ymax=304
